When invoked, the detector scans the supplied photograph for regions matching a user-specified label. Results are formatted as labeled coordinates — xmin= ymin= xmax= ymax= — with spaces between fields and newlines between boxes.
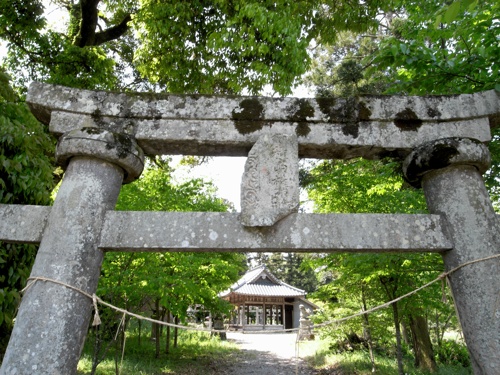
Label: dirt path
xmin=218 ymin=332 xmax=318 ymax=375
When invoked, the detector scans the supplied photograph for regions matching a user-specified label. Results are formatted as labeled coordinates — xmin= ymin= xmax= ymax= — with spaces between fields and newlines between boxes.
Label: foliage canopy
xmin=1 ymin=0 xmax=497 ymax=370
xmin=1 ymin=0 xmax=393 ymax=95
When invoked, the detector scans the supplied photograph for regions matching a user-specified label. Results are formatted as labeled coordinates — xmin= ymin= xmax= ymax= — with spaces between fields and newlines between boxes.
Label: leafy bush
xmin=0 ymin=70 xmax=55 ymax=358
xmin=435 ymin=340 xmax=470 ymax=367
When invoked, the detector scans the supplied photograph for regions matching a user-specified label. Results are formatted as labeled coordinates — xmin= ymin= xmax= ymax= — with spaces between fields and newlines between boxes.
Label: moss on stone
xmin=358 ymin=101 xmax=372 ymax=120
xmin=82 ymin=126 xmax=102 ymax=135
xmin=394 ymin=108 xmax=423 ymax=131
xmin=232 ymin=98 xmax=266 ymax=134
xmin=316 ymin=97 xmax=360 ymax=138
xmin=285 ymin=99 xmax=314 ymax=137
xmin=426 ymin=107 xmax=441 ymax=119
xmin=341 ymin=122 xmax=359 ymax=138
xmin=106 ymin=132 xmax=135 ymax=159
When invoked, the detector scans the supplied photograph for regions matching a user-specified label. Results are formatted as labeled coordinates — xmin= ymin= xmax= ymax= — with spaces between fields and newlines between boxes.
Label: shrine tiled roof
xmin=220 ymin=265 xmax=306 ymax=298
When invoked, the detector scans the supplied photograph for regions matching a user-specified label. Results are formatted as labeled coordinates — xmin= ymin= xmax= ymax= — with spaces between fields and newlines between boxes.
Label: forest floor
xmin=211 ymin=332 xmax=324 ymax=375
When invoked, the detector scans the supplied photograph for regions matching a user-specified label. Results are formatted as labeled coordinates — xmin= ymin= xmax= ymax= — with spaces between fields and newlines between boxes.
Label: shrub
xmin=435 ymin=339 xmax=470 ymax=367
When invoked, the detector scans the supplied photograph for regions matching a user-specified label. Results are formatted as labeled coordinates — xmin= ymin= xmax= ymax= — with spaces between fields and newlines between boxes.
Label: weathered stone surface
xmin=0 ymin=204 xmax=50 ymax=243
xmin=404 ymin=138 xmax=500 ymax=374
xmin=1 ymin=133 xmax=145 ymax=374
xmin=56 ymin=128 xmax=144 ymax=183
xmin=403 ymin=137 xmax=491 ymax=187
xmin=27 ymin=82 xmax=497 ymax=159
xmin=0 ymin=205 xmax=481 ymax=253
xmin=99 ymin=212 xmax=451 ymax=253
xmin=27 ymin=82 xmax=500 ymax=123
xmin=49 ymin=111 xmax=491 ymax=159
xmin=240 ymin=134 xmax=299 ymax=226
xmin=1 ymin=159 xmax=125 ymax=375
xmin=361 ymin=90 xmax=500 ymax=123
xmin=3 ymin=83 xmax=497 ymax=375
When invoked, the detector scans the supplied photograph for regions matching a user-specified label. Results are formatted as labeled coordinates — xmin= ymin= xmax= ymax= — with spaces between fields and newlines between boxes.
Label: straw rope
xmin=22 ymin=253 xmax=499 ymax=334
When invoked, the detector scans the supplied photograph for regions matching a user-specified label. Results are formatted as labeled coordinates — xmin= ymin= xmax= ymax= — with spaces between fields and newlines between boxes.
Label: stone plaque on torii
xmin=0 ymin=82 xmax=499 ymax=374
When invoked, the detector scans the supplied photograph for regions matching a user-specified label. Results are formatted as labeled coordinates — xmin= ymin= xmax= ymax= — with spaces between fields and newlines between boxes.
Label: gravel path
xmin=219 ymin=332 xmax=318 ymax=375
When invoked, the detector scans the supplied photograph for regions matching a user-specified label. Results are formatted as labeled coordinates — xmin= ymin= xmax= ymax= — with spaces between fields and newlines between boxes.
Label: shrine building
xmin=220 ymin=265 xmax=317 ymax=331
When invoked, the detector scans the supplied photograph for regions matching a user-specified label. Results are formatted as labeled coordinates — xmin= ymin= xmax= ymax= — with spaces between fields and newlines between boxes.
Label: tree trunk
xmin=138 ymin=319 xmax=142 ymax=347
xmin=391 ymin=302 xmax=405 ymax=375
xmin=115 ymin=317 xmax=127 ymax=375
xmin=174 ymin=316 xmax=179 ymax=348
xmin=74 ymin=0 xmax=131 ymax=47
xmin=401 ymin=319 xmax=412 ymax=346
xmin=433 ymin=309 xmax=454 ymax=347
xmin=380 ymin=276 xmax=404 ymax=375
xmin=361 ymin=284 xmax=376 ymax=373
xmin=165 ymin=310 xmax=171 ymax=354
xmin=409 ymin=314 xmax=437 ymax=373
xmin=90 ymin=327 xmax=101 ymax=375
xmin=433 ymin=309 xmax=440 ymax=347
xmin=114 ymin=333 xmax=121 ymax=375
xmin=159 ymin=308 xmax=165 ymax=338
xmin=154 ymin=299 xmax=160 ymax=358
xmin=150 ymin=308 xmax=156 ymax=340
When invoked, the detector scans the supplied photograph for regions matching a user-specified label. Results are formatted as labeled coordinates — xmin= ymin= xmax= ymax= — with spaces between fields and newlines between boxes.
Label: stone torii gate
xmin=1 ymin=82 xmax=499 ymax=374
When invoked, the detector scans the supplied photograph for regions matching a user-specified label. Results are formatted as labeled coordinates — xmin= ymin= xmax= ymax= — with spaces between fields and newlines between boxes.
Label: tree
xmin=2 ymin=0 xmax=496 ymax=369
xmin=266 ymin=253 xmax=318 ymax=294
xmin=367 ymin=0 xmax=499 ymax=95
xmin=0 ymin=0 xmax=373 ymax=359
xmin=304 ymin=158 xmax=427 ymax=215
xmin=89 ymin=162 xmax=245 ymax=369
xmin=310 ymin=254 xmax=388 ymax=372
xmin=0 ymin=0 xmax=395 ymax=95
xmin=306 ymin=0 xmax=499 ymax=97
xmin=305 ymin=0 xmax=500 ymax=208
xmin=304 ymin=159 xmax=444 ymax=373
xmin=304 ymin=3 xmax=499 ymax=370
xmin=0 ymin=70 xmax=55 ymax=356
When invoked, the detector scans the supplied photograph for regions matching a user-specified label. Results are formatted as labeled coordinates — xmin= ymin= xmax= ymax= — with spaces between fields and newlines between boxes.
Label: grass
xmin=300 ymin=337 xmax=473 ymax=375
xmin=77 ymin=328 xmax=240 ymax=375
xmin=77 ymin=326 xmax=473 ymax=375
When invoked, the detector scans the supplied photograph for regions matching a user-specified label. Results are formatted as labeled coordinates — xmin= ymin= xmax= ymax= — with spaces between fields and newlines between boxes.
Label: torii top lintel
xmin=27 ymin=82 xmax=500 ymax=159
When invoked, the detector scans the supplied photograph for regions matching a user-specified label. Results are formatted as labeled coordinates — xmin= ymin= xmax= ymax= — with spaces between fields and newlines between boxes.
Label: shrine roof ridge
xmin=220 ymin=264 xmax=306 ymax=298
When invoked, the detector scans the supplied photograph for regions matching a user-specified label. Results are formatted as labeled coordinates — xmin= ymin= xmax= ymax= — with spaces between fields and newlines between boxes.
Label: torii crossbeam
xmin=1 ymin=83 xmax=499 ymax=374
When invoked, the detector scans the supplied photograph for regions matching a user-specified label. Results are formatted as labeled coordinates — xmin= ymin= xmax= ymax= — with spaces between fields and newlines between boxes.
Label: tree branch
xmin=74 ymin=0 xmax=131 ymax=47
xmin=74 ymin=0 xmax=100 ymax=47
xmin=93 ymin=14 xmax=132 ymax=46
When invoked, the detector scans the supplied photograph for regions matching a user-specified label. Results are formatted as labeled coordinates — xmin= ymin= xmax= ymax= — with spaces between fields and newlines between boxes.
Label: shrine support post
xmin=404 ymin=138 xmax=500 ymax=375
xmin=0 ymin=129 xmax=144 ymax=375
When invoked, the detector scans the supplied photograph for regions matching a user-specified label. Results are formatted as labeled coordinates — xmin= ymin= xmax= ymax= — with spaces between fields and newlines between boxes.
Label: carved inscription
xmin=240 ymin=133 xmax=299 ymax=226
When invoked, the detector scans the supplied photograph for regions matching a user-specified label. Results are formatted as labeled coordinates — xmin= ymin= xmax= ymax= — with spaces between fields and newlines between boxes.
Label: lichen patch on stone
xmin=394 ymin=108 xmax=423 ymax=131
xmin=232 ymin=98 xmax=266 ymax=134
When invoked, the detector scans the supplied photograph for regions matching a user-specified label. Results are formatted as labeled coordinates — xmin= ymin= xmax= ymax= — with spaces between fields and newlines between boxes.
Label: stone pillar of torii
xmin=0 ymin=83 xmax=499 ymax=374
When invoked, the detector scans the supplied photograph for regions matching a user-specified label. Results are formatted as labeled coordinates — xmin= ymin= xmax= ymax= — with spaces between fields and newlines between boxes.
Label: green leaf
xmin=444 ymin=1 xmax=462 ymax=23
xmin=434 ymin=14 xmax=443 ymax=29
xmin=465 ymin=0 xmax=478 ymax=11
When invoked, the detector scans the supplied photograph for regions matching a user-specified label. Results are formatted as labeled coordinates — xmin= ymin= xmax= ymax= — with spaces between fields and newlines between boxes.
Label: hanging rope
xmin=20 ymin=253 xmax=499 ymax=373
xmin=22 ymin=253 xmax=500 ymax=335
